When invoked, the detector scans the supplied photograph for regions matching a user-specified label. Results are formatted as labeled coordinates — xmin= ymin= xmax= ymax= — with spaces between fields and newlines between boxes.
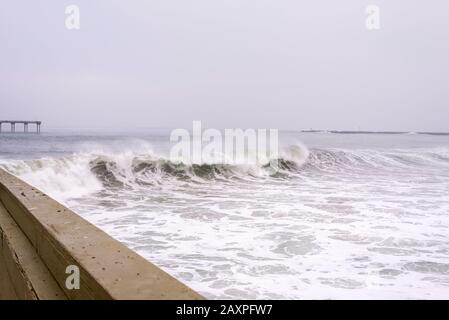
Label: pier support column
xmin=24 ymin=123 xmax=28 ymax=133
xmin=11 ymin=123 xmax=15 ymax=133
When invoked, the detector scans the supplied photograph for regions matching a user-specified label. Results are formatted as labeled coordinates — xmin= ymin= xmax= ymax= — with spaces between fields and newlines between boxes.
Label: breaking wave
xmin=1 ymin=144 xmax=448 ymax=200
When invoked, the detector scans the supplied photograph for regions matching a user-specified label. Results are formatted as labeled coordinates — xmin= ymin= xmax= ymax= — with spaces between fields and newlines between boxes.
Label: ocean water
xmin=1 ymin=131 xmax=449 ymax=299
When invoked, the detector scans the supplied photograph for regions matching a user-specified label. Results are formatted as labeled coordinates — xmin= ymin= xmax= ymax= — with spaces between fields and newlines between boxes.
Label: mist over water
xmin=1 ymin=131 xmax=449 ymax=299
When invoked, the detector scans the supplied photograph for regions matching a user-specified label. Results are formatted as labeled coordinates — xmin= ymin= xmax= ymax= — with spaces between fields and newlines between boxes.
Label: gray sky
xmin=1 ymin=0 xmax=448 ymax=131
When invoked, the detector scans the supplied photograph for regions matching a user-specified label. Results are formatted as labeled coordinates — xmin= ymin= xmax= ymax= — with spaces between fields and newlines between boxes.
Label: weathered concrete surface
xmin=0 ymin=202 xmax=65 ymax=299
xmin=0 ymin=168 xmax=204 ymax=300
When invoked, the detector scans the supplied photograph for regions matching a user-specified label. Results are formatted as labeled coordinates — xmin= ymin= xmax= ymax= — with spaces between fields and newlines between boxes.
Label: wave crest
xmin=1 ymin=144 xmax=448 ymax=200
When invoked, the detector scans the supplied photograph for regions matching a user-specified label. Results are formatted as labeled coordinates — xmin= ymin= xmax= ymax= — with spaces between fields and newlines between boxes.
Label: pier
xmin=0 ymin=120 xmax=42 ymax=134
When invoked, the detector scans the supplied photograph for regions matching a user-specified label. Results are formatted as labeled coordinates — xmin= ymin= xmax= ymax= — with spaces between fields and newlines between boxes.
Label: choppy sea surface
xmin=1 ymin=130 xmax=449 ymax=299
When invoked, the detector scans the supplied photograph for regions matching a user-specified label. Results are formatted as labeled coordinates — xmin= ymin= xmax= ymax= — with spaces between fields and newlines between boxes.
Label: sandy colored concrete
xmin=0 ymin=168 xmax=204 ymax=300
xmin=0 ymin=202 xmax=65 ymax=299
xmin=0 ymin=210 xmax=18 ymax=300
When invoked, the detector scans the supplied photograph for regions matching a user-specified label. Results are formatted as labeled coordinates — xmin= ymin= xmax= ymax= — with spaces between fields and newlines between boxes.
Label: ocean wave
xmin=0 ymin=144 xmax=307 ymax=196
xmin=1 ymin=145 xmax=448 ymax=200
xmin=88 ymin=144 xmax=310 ymax=187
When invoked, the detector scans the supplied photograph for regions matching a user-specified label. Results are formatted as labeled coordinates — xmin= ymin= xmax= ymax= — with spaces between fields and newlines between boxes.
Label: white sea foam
xmin=1 ymin=134 xmax=449 ymax=299
xmin=0 ymin=155 xmax=103 ymax=200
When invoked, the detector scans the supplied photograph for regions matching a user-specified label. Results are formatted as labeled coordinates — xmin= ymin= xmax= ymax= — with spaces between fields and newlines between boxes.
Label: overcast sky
xmin=1 ymin=1 xmax=448 ymax=131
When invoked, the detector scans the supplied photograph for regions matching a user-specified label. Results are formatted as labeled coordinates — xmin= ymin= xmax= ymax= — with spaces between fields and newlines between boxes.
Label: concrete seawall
xmin=0 ymin=168 xmax=204 ymax=300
